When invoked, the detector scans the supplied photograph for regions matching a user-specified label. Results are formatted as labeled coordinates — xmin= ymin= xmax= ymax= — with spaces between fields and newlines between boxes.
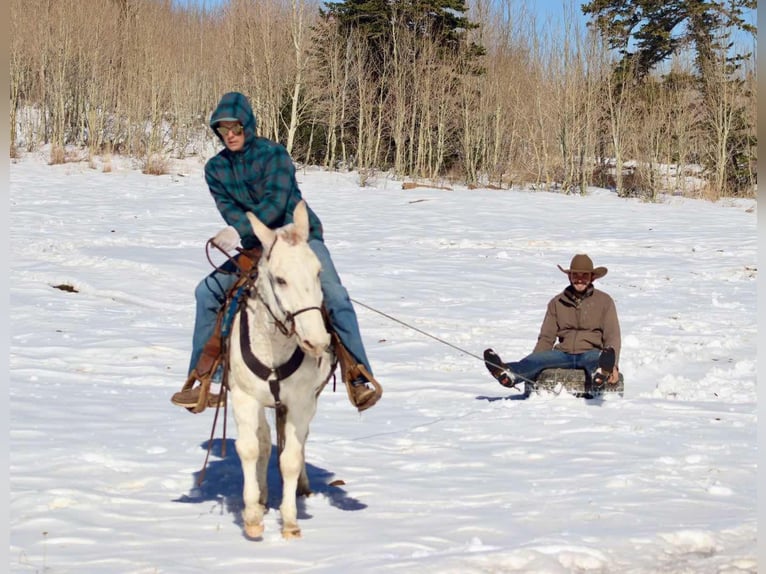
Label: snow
xmin=9 ymin=151 xmax=759 ymax=573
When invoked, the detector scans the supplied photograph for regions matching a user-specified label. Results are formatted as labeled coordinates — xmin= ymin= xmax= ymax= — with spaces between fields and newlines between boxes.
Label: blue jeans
xmin=505 ymin=349 xmax=602 ymax=383
xmin=188 ymin=238 xmax=372 ymax=376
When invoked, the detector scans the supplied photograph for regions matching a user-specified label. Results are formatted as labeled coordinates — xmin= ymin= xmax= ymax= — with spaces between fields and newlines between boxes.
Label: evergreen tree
xmin=322 ymin=0 xmax=483 ymax=62
xmin=583 ymin=0 xmax=757 ymax=195
xmin=581 ymin=0 xmax=755 ymax=79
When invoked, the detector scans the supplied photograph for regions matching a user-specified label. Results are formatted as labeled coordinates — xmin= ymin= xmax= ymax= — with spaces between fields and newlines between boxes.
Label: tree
xmin=583 ymin=0 xmax=756 ymax=196
xmin=323 ymin=0 xmax=482 ymax=57
xmin=311 ymin=0 xmax=485 ymax=176
xmin=581 ymin=0 xmax=755 ymax=79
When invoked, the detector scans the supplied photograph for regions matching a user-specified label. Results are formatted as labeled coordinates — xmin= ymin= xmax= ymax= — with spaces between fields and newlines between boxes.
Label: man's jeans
xmin=188 ymin=238 xmax=371 ymax=376
xmin=505 ymin=349 xmax=602 ymax=383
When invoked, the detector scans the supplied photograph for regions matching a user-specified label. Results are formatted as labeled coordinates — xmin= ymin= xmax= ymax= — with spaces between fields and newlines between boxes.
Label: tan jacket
xmin=533 ymin=285 xmax=621 ymax=365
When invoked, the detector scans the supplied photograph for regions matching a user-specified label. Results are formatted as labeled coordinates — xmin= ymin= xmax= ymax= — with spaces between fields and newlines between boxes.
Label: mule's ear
xmin=246 ymin=211 xmax=276 ymax=247
xmin=293 ymin=200 xmax=309 ymax=241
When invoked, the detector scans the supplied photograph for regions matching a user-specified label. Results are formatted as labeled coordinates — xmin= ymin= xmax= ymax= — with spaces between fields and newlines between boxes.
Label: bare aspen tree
xmin=520 ymin=14 xmax=563 ymax=189
xmin=602 ymin=57 xmax=640 ymax=197
xmin=668 ymin=81 xmax=700 ymax=196
xmin=44 ymin=0 xmax=76 ymax=163
xmin=546 ymin=3 xmax=603 ymax=195
xmin=458 ymin=53 xmax=484 ymax=185
xmin=305 ymin=17 xmax=348 ymax=168
xmin=413 ymin=32 xmax=441 ymax=179
xmin=167 ymin=7 xmax=214 ymax=158
xmin=699 ymin=28 xmax=751 ymax=198
xmin=575 ymin=29 xmax=609 ymax=193
xmin=431 ymin=62 xmax=457 ymax=180
xmin=742 ymin=62 xmax=757 ymax=191
xmin=225 ymin=0 xmax=293 ymax=142
xmin=284 ymin=0 xmax=315 ymax=156
xmin=348 ymin=31 xmax=386 ymax=183
xmin=339 ymin=36 xmax=353 ymax=169
xmin=388 ymin=7 xmax=414 ymax=177
xmin=525 ymin=48 xmax=555 ymax=187
xmin=9 ymin=0 xmax=29 ymax=155
xmin=549 ymin=20 xmax=580 ymax=192
xmin=632 ymin=79 xmax=668 ymax=201
xmin=476 ymin=0 xmax=535 ymax=187
xmin=77 ymin=2 xmax=121 ymax=161
xmin=135 ymin=3 xmax=173 ymax=173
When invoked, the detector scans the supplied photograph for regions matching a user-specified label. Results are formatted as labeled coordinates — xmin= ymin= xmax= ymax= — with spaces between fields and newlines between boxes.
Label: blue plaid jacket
xmin=205 ymin=92 xmax=323 ymax=249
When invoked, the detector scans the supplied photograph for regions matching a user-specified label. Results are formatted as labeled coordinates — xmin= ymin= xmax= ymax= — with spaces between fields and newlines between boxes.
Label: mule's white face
xmin=247 ymin=201 xmax=330 ymax=358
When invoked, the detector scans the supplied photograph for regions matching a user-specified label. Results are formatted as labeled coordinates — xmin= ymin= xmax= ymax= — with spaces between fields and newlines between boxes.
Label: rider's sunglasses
xmin=216 ymin=123 xmax=244 ymax=137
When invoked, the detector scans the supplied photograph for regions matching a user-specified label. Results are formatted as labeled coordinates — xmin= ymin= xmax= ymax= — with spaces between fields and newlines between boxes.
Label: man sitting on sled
xmin=171 ymin=91 xmax=381 ymax=413
xmin=484 ymin=253 xmax=621 ymax=391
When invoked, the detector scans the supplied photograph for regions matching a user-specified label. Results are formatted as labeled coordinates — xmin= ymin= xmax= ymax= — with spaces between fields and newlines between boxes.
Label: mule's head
xmin=246 ymin=201 xmax=330 ymax=358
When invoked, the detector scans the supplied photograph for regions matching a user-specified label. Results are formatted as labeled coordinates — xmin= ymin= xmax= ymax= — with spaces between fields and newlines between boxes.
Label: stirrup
xmin=344 ymin=364 xmax=383 ymax=412
xmin=171 ymin=360 xmax=223 ymax=414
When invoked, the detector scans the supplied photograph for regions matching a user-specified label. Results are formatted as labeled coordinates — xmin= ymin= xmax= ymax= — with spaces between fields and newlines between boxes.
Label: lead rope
xmin=350 ymin=297 xmax=539 ymax=388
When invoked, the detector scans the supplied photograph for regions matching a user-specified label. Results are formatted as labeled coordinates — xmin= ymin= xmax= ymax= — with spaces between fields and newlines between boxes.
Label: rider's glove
xmin=212 ymin=226 xmax=240 ymax=251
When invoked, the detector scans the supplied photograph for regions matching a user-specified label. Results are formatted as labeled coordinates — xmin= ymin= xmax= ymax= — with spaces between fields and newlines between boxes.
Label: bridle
xmin=237 ymin=235 xmax=328 ymax=415
xmin=250 ymin=235 xmax=324 ymax=338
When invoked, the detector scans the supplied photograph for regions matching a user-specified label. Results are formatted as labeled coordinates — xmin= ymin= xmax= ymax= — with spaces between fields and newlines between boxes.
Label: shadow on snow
xmin=475 ymin=392 xmax=610 ymax=405
xmin=172 ymin=438 xmax=367 ymax=531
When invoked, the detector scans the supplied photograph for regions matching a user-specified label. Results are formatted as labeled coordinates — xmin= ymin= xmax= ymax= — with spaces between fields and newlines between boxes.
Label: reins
xmin=196 ymin=240 xmax=245 ymax=484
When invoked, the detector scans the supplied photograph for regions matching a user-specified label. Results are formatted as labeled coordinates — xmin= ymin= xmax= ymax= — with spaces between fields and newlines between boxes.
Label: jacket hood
xmin=209 ymin=91 xmax=258 ymax=149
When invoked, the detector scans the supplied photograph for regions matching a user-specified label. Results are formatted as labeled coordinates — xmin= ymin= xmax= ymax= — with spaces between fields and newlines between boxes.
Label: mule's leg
xmin=232 ymin=391 xmax=269 ymax=539
xmin=296 ymin=439 xmax=311 ymax=496
xmin=255 ymin=411 xmax=272 ymax=508
xmin=279 ymin=411 xmax=312 ymax=539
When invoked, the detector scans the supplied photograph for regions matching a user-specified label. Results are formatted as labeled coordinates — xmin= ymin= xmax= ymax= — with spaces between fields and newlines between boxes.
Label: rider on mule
xmin=171 ymin=91 xmax=381 ymax=413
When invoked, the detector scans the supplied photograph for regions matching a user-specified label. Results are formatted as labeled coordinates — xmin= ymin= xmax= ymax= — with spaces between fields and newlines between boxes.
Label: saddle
xmin=172 ymin=248 xmax=260 ymax=414
xmin=172 ymin=247 xmax=382 ymax=414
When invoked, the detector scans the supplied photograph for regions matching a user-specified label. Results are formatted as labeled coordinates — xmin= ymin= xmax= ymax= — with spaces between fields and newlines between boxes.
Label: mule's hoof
xmin=282 ymin=527 xmax=301 ymax=539
xmin=244 ymin=522 xmax=264 ymax=539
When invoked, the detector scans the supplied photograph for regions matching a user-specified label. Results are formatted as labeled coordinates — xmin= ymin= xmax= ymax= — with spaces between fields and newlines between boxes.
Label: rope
xmin=206 ymin=243 xmax=535 ymax=388
xmin=350 ymin=298 xmax=537 ymax=387
xmin=351 ymin=298 xmax=483 ymax=362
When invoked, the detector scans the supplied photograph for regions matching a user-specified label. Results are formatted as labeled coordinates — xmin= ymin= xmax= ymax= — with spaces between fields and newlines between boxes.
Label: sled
xmin=532 ymin=368 xmax=624 ymax=398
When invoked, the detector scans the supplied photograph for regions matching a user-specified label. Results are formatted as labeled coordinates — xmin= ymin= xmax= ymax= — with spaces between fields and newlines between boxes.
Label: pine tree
xmin=321 ymin=0 xmax=483 ymax=63
xmin=582 ymin=0 xmax=757 ymax=195
xmin=581 ymin=0 xmax=755 ymax=79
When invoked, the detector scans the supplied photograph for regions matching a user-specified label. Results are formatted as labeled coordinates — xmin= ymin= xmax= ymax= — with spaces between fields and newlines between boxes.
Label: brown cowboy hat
xmin=557 ymin=254 xmax=608 ymax=279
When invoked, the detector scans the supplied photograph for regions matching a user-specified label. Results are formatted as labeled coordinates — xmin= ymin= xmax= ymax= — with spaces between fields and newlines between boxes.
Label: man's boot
xmin=171 ymin=372 xmax=225 ymax=412
xmin=331 ymin=331 xmax=382 ymax=412
xmin=593 ymin=347 xmax=616 ymax=386
xmin=171 ymin=362 xmax=226 ymax=413
xmin=172 ymin=316 xmax=225 ymax=414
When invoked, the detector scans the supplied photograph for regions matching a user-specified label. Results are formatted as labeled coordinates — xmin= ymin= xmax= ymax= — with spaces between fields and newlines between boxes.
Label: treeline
xmin=9 ymin=0 xmax=757 ymax=199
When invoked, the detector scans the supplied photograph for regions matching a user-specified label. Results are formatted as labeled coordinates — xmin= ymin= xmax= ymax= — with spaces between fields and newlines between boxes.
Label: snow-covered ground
xmin=10 ymin=151 xmax=759 ymax=573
